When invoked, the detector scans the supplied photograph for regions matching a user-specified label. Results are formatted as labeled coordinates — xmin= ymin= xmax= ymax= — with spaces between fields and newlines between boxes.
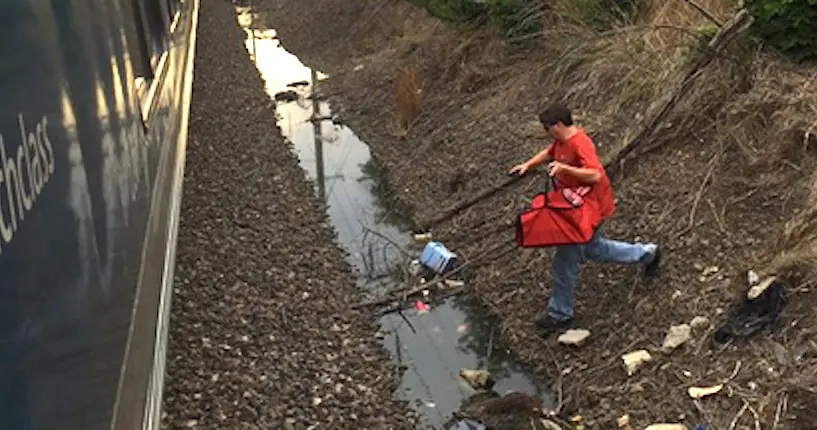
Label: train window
xmin=128 ymin=0 xmax=180 ymax=121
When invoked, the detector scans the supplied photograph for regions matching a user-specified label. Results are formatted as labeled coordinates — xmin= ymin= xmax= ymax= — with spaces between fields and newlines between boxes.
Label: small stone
xmin=185 ymin=420 xmax=198 ymax=428
xmin=312 ymin=397 xmax=322 ymax=406
xmin=557 ymin=329 xmax=591 ymax=346
xmin=671 ymin=290 xmax=682 ymax=300
xmin=690 ymin=316 xmax=709 ymax=330
xmin=622 ymin=350 xmax=652 ymax=376
xmin=662 ymin=324 xmax=691 ymax=351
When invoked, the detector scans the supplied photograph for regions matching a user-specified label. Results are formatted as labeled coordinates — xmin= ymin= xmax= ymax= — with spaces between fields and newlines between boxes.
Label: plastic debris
xmin=445 ymin=279 xmax=466 ymax=288
xmin=714 ymin=279 xmax=788 ymax=344
xmin=571 ymin=415 xmax=585 ymax=430
xmin=645 ymin=425 xmax=687 ymax=430
xmin=413 ymin=232 xmax=433 ymax=244
xmin=688 ymin=384 xmax=723 ymax=399
xmin=415 ymin=301 xmax=430 ymax=314
xmin=622 ymin=350 xmax=652 ymax=376
xmin=748 ymin=276 xmax=777 ymax=300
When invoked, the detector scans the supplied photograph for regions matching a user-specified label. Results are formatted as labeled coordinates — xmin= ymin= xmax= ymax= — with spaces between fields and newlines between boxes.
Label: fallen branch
xmin=603 ymin=9 xmax=753 ymax=179
xmin=355 ymin=240 xmax=515 ymax=309
xmin=419 ymin=173 xmax=533 ymax=231
xmin=682 ymin=0 xmax=723 ymax=26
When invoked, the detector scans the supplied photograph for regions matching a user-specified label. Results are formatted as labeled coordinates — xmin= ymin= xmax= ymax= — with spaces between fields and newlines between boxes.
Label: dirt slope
xmin=259 ymin=0 xmax=817 ymax=428
xmin=161 ymin=1 xmax=414 ymax=428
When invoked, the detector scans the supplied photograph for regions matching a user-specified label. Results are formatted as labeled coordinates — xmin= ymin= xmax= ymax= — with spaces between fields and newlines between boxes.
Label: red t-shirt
xmin=546 ymin=129 xmax=616 ymax=220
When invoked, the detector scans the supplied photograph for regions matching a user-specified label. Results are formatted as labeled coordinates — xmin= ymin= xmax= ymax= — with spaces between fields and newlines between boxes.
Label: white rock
xmin=747 ymin=270 xmax=760 ymax=286
xmin=662 ymin=324 xmax=692 ymax=351
xmin=557 ymin=329 xmax=591 ymax=346
xmin=622 ymin=350 xmax=652 ymax=376
xmin=690 ymin=316 xmax=709 ymax=330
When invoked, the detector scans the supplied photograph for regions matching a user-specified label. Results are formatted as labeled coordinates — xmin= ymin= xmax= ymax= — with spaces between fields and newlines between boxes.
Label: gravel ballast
xmin=161 ymin=1 xmax=414 ymax=428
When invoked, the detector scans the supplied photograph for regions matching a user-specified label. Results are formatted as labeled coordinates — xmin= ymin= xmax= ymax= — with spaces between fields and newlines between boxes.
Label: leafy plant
xmin=744 ymin=0 xmax=817 ymax=62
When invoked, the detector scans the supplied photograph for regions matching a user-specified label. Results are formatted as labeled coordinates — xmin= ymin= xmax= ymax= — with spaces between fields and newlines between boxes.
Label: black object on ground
xmin=713 ymin=280 xmax=788 ymax=344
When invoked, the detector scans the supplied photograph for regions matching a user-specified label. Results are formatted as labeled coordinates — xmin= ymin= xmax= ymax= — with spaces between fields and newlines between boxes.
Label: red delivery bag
xmin=515 ymin=177 xmax=602 ymax=248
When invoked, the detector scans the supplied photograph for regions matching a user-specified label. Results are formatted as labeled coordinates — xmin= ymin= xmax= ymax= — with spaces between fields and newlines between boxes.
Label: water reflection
xmin=238 ymin=8 xmax=547 ymax=429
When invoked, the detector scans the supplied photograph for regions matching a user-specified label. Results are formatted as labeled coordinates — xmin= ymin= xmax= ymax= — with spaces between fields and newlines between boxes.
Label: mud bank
xmin=161 ymin=1 xmax=413 ymax=428
xmin=258 ymin=0 xmax=817 ymax=428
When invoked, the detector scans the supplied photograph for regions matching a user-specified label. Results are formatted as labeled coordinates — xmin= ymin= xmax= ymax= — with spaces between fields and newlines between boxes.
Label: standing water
xmin=236 ymin=9 xmax=550 ymax=429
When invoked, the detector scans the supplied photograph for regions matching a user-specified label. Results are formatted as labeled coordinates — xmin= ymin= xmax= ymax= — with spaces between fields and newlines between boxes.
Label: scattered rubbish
xmin=688 ymin=384 xmax=723 ymax=400
xmin=557 ymin=329 xmax=591 ymax=347
xmin=418 ymin=241 xmax=458 ymax=274
xmin=695 ymin=425 xmax=707 ymax=430
xmin=713 ymin=279 xmax=788 ymax=344
xmin=459 ymin=368 xmax=494 ymax=390
xmin=445 ymin=279 xmax=466 ymax=288
xmin=415 ymin=301 xmax=430 ymax=314
xmin=747 ymin=276 xmax=776 ymax=300
xmin=413 ymin=232 xmax=433 ymax=244
xmin=353 ymin=64 xmax=364 ymax=72
xmin=426 ymin=401 xmax=437 ymax=408
xmin=571 ymin=415 xmax=585 ymax=430
xmin=408 ymin=259 xmax=423 ymax=276
xmin=645 ymin=424 xmax=687 ymax=430
xmin=617 ymin=414 xmax=632 ymax=430
xmin=422 ymin=289 xmax=430 ymax=297
xmin=747 ymin=270 xmax=760 ymax=286
xmin=671 ymin=290 xmax=683 ymax=300
xmin=622 ymin=350 xmax=652 ymax=376
xmin=702 ymin=266 xmax=719 ymax=276
xmin=662 ymin=324 xmax=691 ymax=351
xmin=689 ymin=316 xmax=710 ymax=331
xmin=457 ymin=324 xmax=469 ymax=334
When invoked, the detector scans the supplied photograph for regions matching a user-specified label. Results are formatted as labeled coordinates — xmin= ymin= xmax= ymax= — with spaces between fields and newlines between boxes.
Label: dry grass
xmin=393 ymin=64 xmax=424 ymax=136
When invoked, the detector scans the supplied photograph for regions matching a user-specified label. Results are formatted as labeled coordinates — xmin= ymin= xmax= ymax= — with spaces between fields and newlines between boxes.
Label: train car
xmin=0 ymin=0 xmax=199 ymax=428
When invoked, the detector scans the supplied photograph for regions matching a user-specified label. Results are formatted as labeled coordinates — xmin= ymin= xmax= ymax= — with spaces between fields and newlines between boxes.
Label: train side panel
xmin=0 ymin=0 xmax=197 ymax=428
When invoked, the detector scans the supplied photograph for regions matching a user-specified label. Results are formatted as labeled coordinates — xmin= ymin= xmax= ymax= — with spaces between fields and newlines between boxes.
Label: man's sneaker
xmin=643 ymin=244 xmax=662 ymax=278
xmin=535 ymin=315 xmax=574 ymax=335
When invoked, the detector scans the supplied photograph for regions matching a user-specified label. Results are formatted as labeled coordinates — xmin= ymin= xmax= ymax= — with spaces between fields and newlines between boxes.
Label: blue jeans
xmin=548 ymin=228 xmax=655 ymax=321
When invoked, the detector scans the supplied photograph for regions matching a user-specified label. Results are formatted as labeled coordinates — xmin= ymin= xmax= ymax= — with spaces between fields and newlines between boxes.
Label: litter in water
xmin=418 ymin=241 xmax=458 ymax=274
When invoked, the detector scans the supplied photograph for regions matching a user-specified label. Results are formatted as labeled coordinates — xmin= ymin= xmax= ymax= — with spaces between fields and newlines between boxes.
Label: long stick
xmin=603 ymin=9 xmax=752 ymax=179
xmin=354 ymin=240 xmax=515 ymax=309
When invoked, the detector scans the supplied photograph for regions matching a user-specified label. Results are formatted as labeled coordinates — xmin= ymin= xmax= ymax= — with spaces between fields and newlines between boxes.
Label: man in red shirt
xmin=510 ymin=103 xmax=661 ymax=334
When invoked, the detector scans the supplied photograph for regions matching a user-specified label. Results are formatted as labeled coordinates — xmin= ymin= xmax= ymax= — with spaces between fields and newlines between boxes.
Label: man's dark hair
xmin=538 ymin=103 xmax=573 ymax=127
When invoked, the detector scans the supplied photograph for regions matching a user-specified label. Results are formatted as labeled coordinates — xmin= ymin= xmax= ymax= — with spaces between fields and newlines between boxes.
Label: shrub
xmin=568 ymin=0 xmax=646 ymax=30
xmin=745 ymin=0 xmax=817 ymax=62
xmin=484 ymin=0 xmax=541 ymax=38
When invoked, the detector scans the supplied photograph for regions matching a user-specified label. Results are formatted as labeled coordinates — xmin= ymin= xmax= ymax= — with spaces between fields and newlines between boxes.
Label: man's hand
xmin=509 ymin=162 xmax=531 ymax=176
xmin=548 ymin=161 xmax=602 ymax=184
xmin=547 ymin=161 xmax=567 ymax=177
